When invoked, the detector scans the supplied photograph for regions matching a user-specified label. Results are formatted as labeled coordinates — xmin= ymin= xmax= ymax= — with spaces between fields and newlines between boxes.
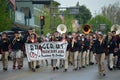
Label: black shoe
xmin=79 ymin=67 xmax=81 ymax=70
xmin=3 ymin=68 xmax=7 ymax=71
xmin=73 ymin=68 xmax=77 ymax=71
xmin=20 ymin=65 xmax=23 ymax=67
xmin=109 ymin=68 xmax=113 ymax=71
xmin=32 ymin=68 xmax=36 ymax=72
xmin=82 ymin=66 xmax=85 ymax=68
xmin=113 ymin=66 xmax=116 ymax=69
xmin=36 ymin=65 xmax=40 ymax=69
xmin=63 ymin=69 xmax=67 ymax=72
xmin=56 ymin=67 xmax=59 ymax=70
xmin=103 ymin=73 xmax=106 ymax=76
xmin=90 ymin=62 xmax=94 ymax=65
xmin=53 ymin=67 xmax=56 ymax=71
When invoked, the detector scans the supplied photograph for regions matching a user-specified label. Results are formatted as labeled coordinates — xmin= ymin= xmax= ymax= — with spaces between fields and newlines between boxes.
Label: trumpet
xmin=12 ymin=36 xmax=21 ymax=44
xmin=16 ymin=37 xmax=20 ymax=41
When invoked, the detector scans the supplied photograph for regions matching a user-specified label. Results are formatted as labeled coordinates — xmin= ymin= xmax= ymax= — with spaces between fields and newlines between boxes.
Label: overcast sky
xmin=54 ymin=0 xmax=120 ymax=16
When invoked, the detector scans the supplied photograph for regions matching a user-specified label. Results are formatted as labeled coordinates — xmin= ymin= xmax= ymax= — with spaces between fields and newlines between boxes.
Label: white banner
xmin=25 ymin=42 xmax=68 ymax=62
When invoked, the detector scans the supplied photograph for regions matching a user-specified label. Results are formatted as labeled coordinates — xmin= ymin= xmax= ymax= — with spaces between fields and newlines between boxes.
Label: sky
xmin=54 ymin=0 xmax=120 ymax=16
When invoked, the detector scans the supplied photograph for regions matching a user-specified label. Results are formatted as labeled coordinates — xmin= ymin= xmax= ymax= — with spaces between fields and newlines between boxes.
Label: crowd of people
xmin=0 ymin=28 xmax=120 ymax=77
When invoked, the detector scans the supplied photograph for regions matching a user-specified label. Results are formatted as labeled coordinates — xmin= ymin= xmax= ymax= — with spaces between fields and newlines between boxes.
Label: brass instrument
xmin=82 ymin=24 xmax=91 ymax=34
xmin=16 ymin=37 xmax=20 ymax=41
xmin=57 ymin=24 xmax=67 ymax=34
xmin=12 ymin=34 xmax=21 ymax=44
xmin=111 ymin=24 xmax=120 ymax=35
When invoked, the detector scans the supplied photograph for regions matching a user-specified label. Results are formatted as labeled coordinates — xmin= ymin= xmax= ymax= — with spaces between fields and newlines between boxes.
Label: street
xmin=0 ymin=58 xmax=120 ymax=80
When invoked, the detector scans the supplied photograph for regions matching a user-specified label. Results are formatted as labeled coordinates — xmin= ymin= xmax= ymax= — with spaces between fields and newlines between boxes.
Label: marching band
xmin=0 ymin=27 xmax=120 ymax=77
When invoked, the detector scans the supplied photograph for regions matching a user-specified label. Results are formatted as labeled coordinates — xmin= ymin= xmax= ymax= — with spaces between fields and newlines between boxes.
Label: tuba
xmin=57 ymin=24 xmax=67 ymax=34
xmin=82 ymin=24 xmax=91 ymax=34
xmin=111 ymin=24 xmax=120 ymax=35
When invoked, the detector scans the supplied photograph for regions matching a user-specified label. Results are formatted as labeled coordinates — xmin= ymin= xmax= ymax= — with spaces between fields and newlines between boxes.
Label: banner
xmin=25 ymin=42 xmax=68 ymax=62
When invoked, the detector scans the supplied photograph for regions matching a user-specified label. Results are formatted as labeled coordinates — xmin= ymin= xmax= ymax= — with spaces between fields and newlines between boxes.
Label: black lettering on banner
xmin=46 ymin=43 xmax=49 ymax=49
xmin=35 ymin=45 xmax=39 ymax=49
xmin=58 ymin=50 xmax=64 ymax=53
xmin=52 ymin=54 xmax=55 ymax=57
xmin=61 ymin=44 xmax=64 ymax=49
xmin=50 ymin=43 xmax=54 ymax=49
xmin=56 ymin=44 xmax=60 ymax=49
xmin=30 ymin=45 xmax=34 ymax=50
xmin=42 ymin=43 xmax=46 ymax=49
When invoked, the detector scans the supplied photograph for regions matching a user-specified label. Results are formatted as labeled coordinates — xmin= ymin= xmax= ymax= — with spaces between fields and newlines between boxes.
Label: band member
xmin=25 ymin=28 xmax=41 ymax=69
xmin=85 ymin=35 xmax=90 ymax=66
xmin=107 ymin=33 xmax=117 ymax=70
xmin=61 ymin=33 xmax=69 ymax=72
xmin=54 ymin=31 xmax=61 ymax=70
xmin=50 ymin=35 xmax=57 ymax=71
xmin=111 ymin=31 xmax=119 ymax=68
xmin=26 ymin=33 xmax=39 ymax=72
xmin=89 ymin=35 xmax=95 ymax=65
xmin=77 ymin=34 xmax=83 ymax=69
xmin=81 ymin=34 xmax=88 ymax=68
xmin=11 ymin=31 xmax=24 ymax=70
xmin=94 ymin=32 xmax=107 ymax=76
xmin=40 ymin=36 xmax=48 ymax=66
xmin=71 ymin=33 xmax=79 ymax=71
xmin=0 ymin=32 xmax=11 ymax=71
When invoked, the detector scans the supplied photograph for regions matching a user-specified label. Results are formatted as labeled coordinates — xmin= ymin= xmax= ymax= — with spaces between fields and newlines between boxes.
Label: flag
xmin=59 ymin=14 xmax=64 ymax=24
xmin=10 ymin=0 xmax=16 ymax=11
xmin=75 ymin=20 xmax=80 ymax=28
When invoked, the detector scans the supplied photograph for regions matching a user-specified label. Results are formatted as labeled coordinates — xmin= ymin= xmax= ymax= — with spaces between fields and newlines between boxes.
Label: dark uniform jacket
xmin=11 ymin=37 xmax=24 ymax=51
xmin=94 ymin=39 xmax=107 ymax=54
xmin=107 ymin=38 xmax=117 ymax=54
xmin=70 ymin=39 xmax=79 ymax=52
xmin=0 ymin=38 xmax=10 ymax=51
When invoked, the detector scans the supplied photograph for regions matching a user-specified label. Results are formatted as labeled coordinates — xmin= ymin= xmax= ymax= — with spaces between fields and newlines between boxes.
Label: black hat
xmin=29 ymin=28 xmax=33 ymax=30
xmin=2 ymin=32 xmax=7 ymax=34
xmin=14 ymin=31 xmax=19 ymax=34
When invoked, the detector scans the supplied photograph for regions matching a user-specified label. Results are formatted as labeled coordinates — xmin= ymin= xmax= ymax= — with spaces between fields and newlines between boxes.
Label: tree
xmin=0 ymin=0 xmax=13 ymax=32
xmin=75 ymin=2 xmax=92 ymax=24
xmin=88 ymin=15 xmax=112 ymax=33
xmin=101 ymin=2 xmax=120 ymax=25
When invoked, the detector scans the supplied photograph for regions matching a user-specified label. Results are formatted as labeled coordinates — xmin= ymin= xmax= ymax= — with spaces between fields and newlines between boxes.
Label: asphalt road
xmin=0 ymin=58 xmax=120 ymax=80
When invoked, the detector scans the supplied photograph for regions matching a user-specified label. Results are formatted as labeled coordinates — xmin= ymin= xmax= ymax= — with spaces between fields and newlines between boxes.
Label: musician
xmin=25 ymin=28 xmax=41 ymax=70
xmin=0 ymin=32 xmax=10 ymax=71
xmin=11 ymin=31 xmax=24 ymax=70
xmin=107 ymin=33 xmax=117 ymax=70
xmin=81 ymin=34 xmax=88 ymax=68
xmin=85 ymin=35 xmax=90 ymax=66
xmin=50 ymin=35 xmax=57 ymax=71
xmin=94 ymin=32 xmax=107 ymax=76
xmin=26 ymin=33 xmax=39 ymax=72
xmin=89 ymin=35 xmax=95 ymax=65
xmin=77 ymin=34 xmax=83 ymax=69
xmin=71 ymin=33 xmax=79 ymax=71
xmin=111 ymin=31 xmax=119 ymax=68
xmin=54 ymin=31 xmax=61 ymax=70
xmin=40 ymin=36 xmax=48 ymax=66
xmin=61 ymin=33 xmax=69 ymax=72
